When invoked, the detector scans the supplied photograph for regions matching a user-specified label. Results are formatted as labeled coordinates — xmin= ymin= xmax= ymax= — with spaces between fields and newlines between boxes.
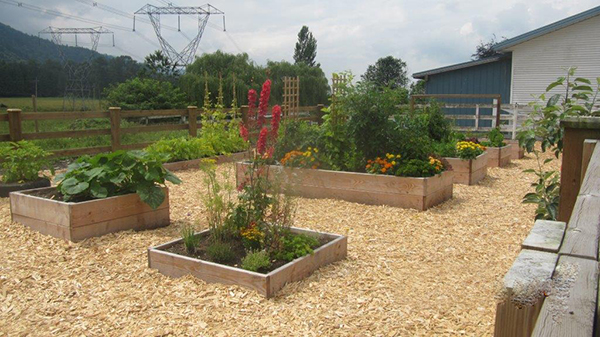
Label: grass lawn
xmin=0 ymin=96 xmax=103 ymax=112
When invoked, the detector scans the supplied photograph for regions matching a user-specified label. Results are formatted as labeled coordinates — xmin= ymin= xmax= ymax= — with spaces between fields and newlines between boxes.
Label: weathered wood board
xmin=235 ymin=163 xmax=453 ymax=211
xmin=163 ymin=151 xmax=247 ymax=172
xmin=532 ymin=255 xmax=599 ymax=337
xmin=521 ymin=220 xmax=566 ymax=254
xmin=558 ymin=195 xmax=600 ymax=261
xmin=10 ymin=187 xmax=170 ymax=241
xmin=487 ymin=144 xmax=513 ymax=168
xmin=444 ymin=151 xmax=488 ymax=185
xmin=494 ymin=249 xmax=558 ymax=337
xmin=148 ymin=227 xmax=347 ymax=298
xmin=506 ymin=139 xmax=525 ymax=160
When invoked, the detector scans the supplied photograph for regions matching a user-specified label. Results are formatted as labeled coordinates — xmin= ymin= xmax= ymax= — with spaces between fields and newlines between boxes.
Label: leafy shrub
xmin=389 ymin=113 xmax=433 ymax=161
xmin=274 ymin=120 xmax=320 ymax=160
xmin=423 ymin=103 xmax=452 ymax=142
xmin=241 ymin=250 xmax=271 ymax=272
xmin=0 ymin=141 xmax=53 ymax=183
xmin=206 ymin=241 xmax=235 ymax=263
xmin=146 ymin=137 xmax=215 ymax=162
xmin=181 ymin=225 xmax=199 ymax=254
xmin=274 ymin=233 xmax=319 ymax=262
xmin=431 ymin=141 xmax=457 ymax=158
xmin=55 ymin=150 xmax=181 ymax=209
xmin=104 ymin=77 xmax=188 ymax=110
xmin=396 ymin=157 xmax=444 ymax=177
xmin=523 ymin=153 xmax=560 ymax=220
xmin=456 ymin=141 xmax=486 ymax=160
xmin=482 ymin=128 xmax=505 ymax=147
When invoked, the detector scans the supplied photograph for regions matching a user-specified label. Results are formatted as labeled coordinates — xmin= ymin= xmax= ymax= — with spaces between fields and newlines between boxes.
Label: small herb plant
xmin=181 ymin=225 xmax=199 ymax=254
xmin=0 ymin=141 xmax=54 ymax=183
xmin=241 ymin=250 xmax=271 ymax=272
xmin=482 ymin=128 xmax=505 ymax=147
xmin=146 ymin=137 xmax=215 ymax=163
xmin=55 ymin=150 xmax=181 ymax=209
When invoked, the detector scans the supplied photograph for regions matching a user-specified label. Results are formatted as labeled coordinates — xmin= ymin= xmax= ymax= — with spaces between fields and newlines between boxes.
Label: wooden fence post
xmin=32 ymin=95 xmax=39 ymax=133
xmin=512 ymin=104 xmax=519 ymax=139
xmin=581 ymin=139 xmax=597 ymax=184
xmin=474 ymin=104 xmax=480 ymax=131
xmin=187 ymin=106 xmax=198 ymax=137
xmin=240 ymin=105 xmax=249 ymax=127
xmin=492 ymin=99 xmax=498 ymax=128
xmin=7 ymin=109 xmax=23 ymax=141
xmin=109 ymin=107 xmax=121 ymax=152
xmin=316 ymin=104 xmax=325 ymax=124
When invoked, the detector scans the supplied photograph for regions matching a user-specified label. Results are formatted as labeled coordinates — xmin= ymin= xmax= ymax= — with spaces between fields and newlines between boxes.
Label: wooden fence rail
xmin=1 ymin=105 xmax=325 ymax=158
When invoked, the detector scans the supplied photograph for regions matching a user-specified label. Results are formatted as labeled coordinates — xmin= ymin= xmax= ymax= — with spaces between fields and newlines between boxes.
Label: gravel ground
xmin=0 ymin=151 xmax=557 ymax=336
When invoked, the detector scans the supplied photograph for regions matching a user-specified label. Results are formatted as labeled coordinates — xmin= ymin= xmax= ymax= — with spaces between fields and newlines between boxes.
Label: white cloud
xmin=460 ymin=22 xmax=474 ymax=36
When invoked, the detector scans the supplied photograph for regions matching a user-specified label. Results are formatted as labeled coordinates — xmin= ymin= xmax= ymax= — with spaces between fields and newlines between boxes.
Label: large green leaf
xmin=136 ymin=184 xmax=165 ymax=209
xmin=61 ymin=177 xmax=89 ymax=195
xmin=164 ymin=170 xmax=182 ymax=184
xmin=90 ymin=181 xmax=108 ymax=198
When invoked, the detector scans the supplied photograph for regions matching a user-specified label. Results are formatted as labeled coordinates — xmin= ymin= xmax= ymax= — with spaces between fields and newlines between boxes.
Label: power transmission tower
xmin=134 ymin=4 xmax=224 ymax=67
xmin=39 ymin=27 xmax=114 ymax=111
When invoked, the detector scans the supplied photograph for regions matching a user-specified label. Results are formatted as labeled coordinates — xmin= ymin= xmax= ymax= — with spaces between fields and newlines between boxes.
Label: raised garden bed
xmin=9 ymin=186 xmax=170 ymax=241
xmin=236 ymin=162 xmax=453 ymax=211
xmin=486 ymin=144 xmax=513 ymax=168
xmin=163 ymin=152 xmax=247 ymax=171
xmin=443 ymin=151 xmax=488 ymax=185
xmin=0 ymin=178 xmax=50 ymax=198
xmin=148 ymin=227 xmax=347 ymax=298
xmin=506 ymin=140 xmax=525 ymax=160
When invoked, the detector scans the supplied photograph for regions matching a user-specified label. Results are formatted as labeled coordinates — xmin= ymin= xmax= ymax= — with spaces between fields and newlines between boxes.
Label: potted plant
xmin=0 ymin=141 xmax=53 ymax=197
xmin=442 ymin=140 xmax=489 ymax=185
xmin=149 ymin=80 xmax=347 ymax=298
xmin=10 ymin=150 xmax=181 ymax=241
xmin=481 ymin=128 xmax=512 ymax=167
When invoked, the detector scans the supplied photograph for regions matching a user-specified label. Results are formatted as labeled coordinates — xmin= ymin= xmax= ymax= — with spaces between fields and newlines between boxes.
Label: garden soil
xmin=0 ymin=150 xmax=556 ymax=336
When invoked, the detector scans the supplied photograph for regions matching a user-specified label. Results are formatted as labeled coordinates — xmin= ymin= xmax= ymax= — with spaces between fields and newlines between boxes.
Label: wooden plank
xmin=12 ymin=213 xmax=72 ymax=241
xmin=51 ymin=146 xmax=112 ymax=158
xmin=70 ymin=208 xmax=170 ymax=242
xmin=120 ymin=123 xmax=188 ymax=134
xmin=559 ymin=195 xmax=600 ymax=260
xmin=21 ymin=111 xmax=109 ymax=120
xmin=579 ymin=140 xmax=600 ymax=197
xmin=10 ymin=188 xmax=71 ymax=227
xmin=162 ymin=152 xmax=247 ymax=172
xmin=522 ymin=220 xmax=566 ymax=253
xmin=444 ymin=152 xmax=488 ymax=185
xmin=532 ymin=255 xmax=598 ymax=336
xmin=22 ymin=128 xmax=111 ymax=140
xmin=69 ymin=188 xmax=169 ymax=227
xmin=503 ymin=249 xmax=557 ymax=293
xmin=580 ymin=139 xmax=597 ymax=185
xmin=487 ymin=144 xmax=512 ymax=168
xmin=0 ymin=114 xmax=9 ymax=122
xmin=0 ymin=134 xmax=11 ymax=142
xmin=7 ymin=109 xmax=22 ymax=141
xmin=187 ymin=106 xmax=198 ymax=137
xmin=120 ymin=109 xmax=187 ymax=118
xmin=109 ymin=107 xmax=121 ymax=151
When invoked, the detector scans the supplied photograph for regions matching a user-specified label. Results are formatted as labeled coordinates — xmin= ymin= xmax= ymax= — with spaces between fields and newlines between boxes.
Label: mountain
xmin=0 ymin=22 xmax=108 ymax=63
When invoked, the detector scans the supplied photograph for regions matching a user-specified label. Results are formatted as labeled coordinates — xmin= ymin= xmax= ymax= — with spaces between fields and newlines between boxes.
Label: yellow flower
xmin=392 ymin=161 xmax=396 ymax=165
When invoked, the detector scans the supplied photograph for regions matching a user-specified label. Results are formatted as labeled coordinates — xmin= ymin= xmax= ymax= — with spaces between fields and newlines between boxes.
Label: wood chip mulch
xmin=0 ymin=150 xmax=558 ymax=336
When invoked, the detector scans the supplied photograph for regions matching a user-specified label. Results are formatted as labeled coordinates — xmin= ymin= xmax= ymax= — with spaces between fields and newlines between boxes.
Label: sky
xmin=1 ymin=0 xmax=598 ymax=81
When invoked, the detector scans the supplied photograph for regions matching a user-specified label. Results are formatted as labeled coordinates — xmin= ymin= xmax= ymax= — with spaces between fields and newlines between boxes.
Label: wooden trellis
xmin=331 ymin=73 xmax=348 ymax=97
xmin=282 ymin=76 xmax=300 ymax=118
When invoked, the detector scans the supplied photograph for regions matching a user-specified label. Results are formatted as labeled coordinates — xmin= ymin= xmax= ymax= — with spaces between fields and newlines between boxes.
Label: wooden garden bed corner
xmin=487 ymin=144 xmax=512 ymax=168
xmin=444 ymin=151 xmax=488 ymax=185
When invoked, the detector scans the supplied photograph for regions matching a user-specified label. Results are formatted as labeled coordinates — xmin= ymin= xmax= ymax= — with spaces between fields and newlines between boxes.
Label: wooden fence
xmin=495 ymin=123 xmax=600 ymax=336
xmin=0 ymin=105 xmax=324 ymax=158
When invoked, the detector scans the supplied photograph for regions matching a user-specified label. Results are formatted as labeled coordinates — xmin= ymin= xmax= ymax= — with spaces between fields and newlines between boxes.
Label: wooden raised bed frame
xmin=148 ymin=227 xmax=347 ymax=298
xmin=486 ymin=144 xmax=513 ymax=168
xmin=506 ymin=140 xmax=525 ymax=160
xmin=10 ymin=187 xmax=170 ymax=242
xmin=444 ymin=151 xmax=488 ymax=185
xmin=235 ymin=163 xmax=453 ymax=211
xmin=162 ymin=151 xmax=247 ymax=171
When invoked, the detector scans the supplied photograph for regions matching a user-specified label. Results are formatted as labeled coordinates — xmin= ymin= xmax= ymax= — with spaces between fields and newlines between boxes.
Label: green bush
xmin=388 ymin=113 xmax=433 ymax=161
xmin=274 ymin=233 xmax=319 ymax=262
xmin=431 ymin=141 xmax=457 ymax=158
xmin=55 ymin=150 xmax=181 ymax=209
xmin=482 ymin=128 xmax=505 ymax=147
xmin=0 ymin=141 xmax=53 ymax=183
xmin=206 ymin=241 xmax=235 ymax=263
xmin=146 ymin=137 xmax=215 ymax=162
xmin=241 ymin=250 xmax=271 ymax=272
xmin=423 ymin=103 xmax=452 ymax=142
xmin=274 ymin=120 xmax=320 ymax=160
xmin=396 ymin=158 xmax=443 ymax=177
xmin=104 ymin=77 xmax=188 ymax=110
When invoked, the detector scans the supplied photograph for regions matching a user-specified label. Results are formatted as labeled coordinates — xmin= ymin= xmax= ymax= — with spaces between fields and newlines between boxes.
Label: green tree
xmin=471 ymin=34 xmax=505 ymax=60
xmin=140 ymin=50 xmax=179 ymax=80
xmin=104 ymin=77 xmax=188 ymax=110
xmin=293 ymin=26 xmax=318 ymax=67
xmin=362 ymin=56 xmax=408 ymax=89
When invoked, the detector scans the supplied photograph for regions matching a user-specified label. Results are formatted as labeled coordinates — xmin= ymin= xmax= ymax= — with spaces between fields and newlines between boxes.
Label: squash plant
xmin=55 ymin=150 xmax=181 ymax=209
xmin=0 ymin=141 xmax=54 ymax=183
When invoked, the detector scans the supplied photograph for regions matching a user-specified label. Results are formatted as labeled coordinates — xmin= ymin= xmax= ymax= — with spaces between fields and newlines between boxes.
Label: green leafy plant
xmin=396 ymin=157 xmax=444 ymax=177
xmin=181 ymin=225 xmax=199 ymax=254
xmin=0 ymin=141 xmax=54 ymax=183
xmin=523 ymin=153 xmax=560 ymax=220
xmin=145 ymin=136 xmax=215 ymax=163
xmin=274 ymin=233 xmax=319 ymax=262
xmin=482 ymin=128 xmax=505 ymax=147
xmin=241 ymin=250 xmax=271 ymax=272
xmin=206 ymin=241 xmax=235 ymax=263
xmin=431 ymin=141 xmax=457 ymax=158
xmin=55 ymin=150 xmax=181 ymax=209
xmin=199 ymin=159 xmax=237 ymax=243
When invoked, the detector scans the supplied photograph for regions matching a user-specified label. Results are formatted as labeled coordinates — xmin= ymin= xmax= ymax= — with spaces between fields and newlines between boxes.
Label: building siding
xmin=424 ymin=57 xmax=512 ymax=127
xmin=509 ymin=14 xmax=600 ymax=104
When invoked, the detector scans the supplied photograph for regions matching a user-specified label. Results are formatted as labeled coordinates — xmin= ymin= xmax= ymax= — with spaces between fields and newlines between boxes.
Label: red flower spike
xmin=257 ymin=80 xmax=271 ymax=128
xmin=248 ymin=89 xmax=257 ymax=119
xmin=271 ymin=105 xmax=282 ymax=140
xmin=239 ymin=123 xmax=249 ymax=142
xmin=257 ymin=127 xmax=268 ymax=154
